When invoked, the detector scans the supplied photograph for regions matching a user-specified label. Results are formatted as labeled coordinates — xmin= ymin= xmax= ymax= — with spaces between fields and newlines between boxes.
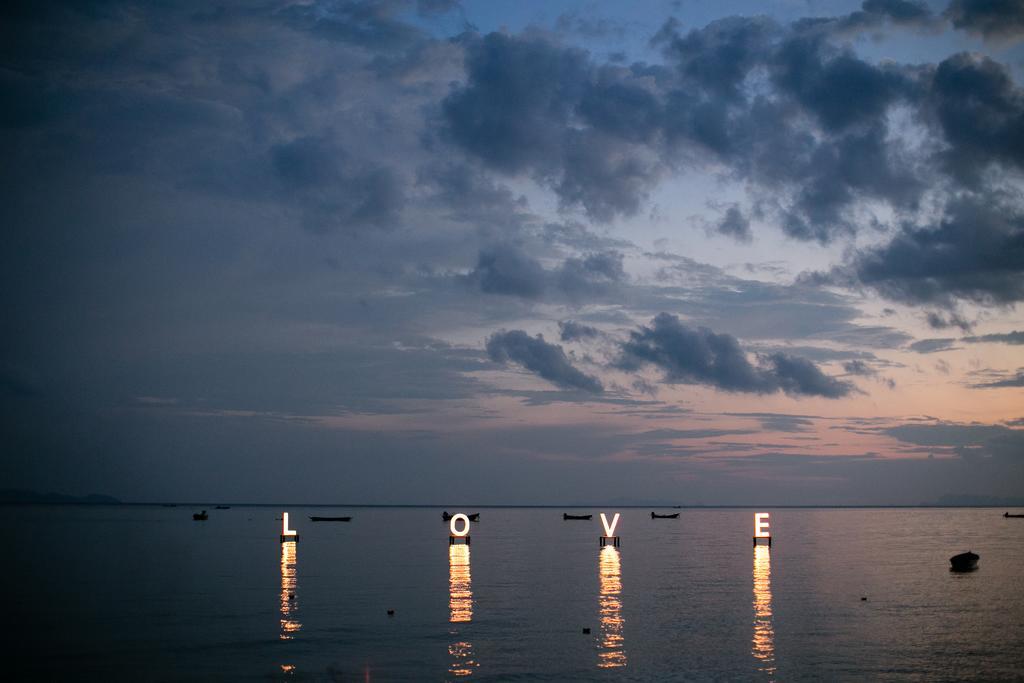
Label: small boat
xmin=1004 ymin=512 xmax=1024 ymax=518
xmin=215 ymin=505 xmax=230 ymax=510
xmin=950 ymin=551 xmax=979 ymax=572
xmin=193 ymin=510 xmax=208 ymax=521
xmin=563 ymin=513 xmax=592 ymax=520
xmin=651 ymin=512 xmax=679 ymax=519
xmin=442 ymin=511 xmax=479 ymax=522
xmin=309 ymin=516 xmax=352 ymax=522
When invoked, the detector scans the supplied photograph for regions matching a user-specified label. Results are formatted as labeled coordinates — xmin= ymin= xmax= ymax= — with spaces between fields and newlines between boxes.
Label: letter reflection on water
xmin=280 ymin=541 xmax=300 ymax=641
xmin=448 ymin=544 xmax=477 ymax=677
xmin=597 ymin=546 xmax=626 ymax=669
xmin=751 ymin=545 xmax=775 ymax=678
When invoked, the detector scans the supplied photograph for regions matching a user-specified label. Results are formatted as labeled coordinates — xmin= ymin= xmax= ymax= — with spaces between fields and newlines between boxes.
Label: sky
xmin=1 ymin=0 xmax=1023 ymax=505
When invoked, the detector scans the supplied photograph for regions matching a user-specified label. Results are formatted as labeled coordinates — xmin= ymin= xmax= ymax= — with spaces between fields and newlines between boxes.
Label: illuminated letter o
xmin=450 ymin=513 xmax=470 ymax=537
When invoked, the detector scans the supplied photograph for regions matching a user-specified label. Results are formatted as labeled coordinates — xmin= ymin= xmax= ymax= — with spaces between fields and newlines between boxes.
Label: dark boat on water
xmin=215 ymin=505 xmax=230 ymax=510
xmin=651 ymin=512 xmax=680 ymax=519
xmin=309 ymin=516 xmax=352 ymax=522
xmin=1004 ymin=512 xmax=1024 ymax=518
xmin=563 ymin=513 xmax=592 ymax=520
xmin=442 ymin=511 xmax=480 ymax=521
xmin=193 ymin=510 xmax=208 ymax=521
xmin=950 ymin=551 xmax=979 ymax=572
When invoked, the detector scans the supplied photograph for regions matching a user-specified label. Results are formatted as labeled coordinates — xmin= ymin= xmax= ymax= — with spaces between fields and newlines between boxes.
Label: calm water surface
xmin=7 ymin=506 xmax=1024 ymax=680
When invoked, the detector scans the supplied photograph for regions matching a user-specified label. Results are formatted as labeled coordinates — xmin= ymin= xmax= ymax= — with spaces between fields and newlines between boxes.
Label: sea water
xmin=7 ymin=506 xmax=1024 ymax=680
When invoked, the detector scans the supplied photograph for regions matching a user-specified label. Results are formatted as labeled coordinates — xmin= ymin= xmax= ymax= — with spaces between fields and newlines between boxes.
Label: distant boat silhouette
xmin=309 ymin=516 xmax=351 ymax=522
xmin=651 ymin=512 xmax=679 ymax=519
xmin=1004 ymin=512 xmax=1024 ymax=518
xmin=192 ymin=510 xmax=208 ymax=521
xmin=950 ymin=551 xmax=979 ymax=572
xmin=215 ymin=505 xmax=230 ymax=510
xmin=563 ymin=513 xmax=592 ymax=520
xmin=442 ymin=511 xmax=479 ymax=522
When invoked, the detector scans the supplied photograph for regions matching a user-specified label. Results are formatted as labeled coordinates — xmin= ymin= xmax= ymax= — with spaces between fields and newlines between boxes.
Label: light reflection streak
xmin=280 ymin=541 xmax=300 ymax=641
xmin=448 ymin=544 xmax=477 ymax=677
xmin=752 ymin=545 xmax=775 ymax=679
xmin=597 ymin=546 xmax=626 ymax=669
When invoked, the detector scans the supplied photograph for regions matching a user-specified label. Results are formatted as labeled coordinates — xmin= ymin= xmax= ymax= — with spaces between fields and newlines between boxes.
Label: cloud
xmin=926 ymin=311 xmax=973 ymax=331
xmin=466 ymin=245 xmax=627 ymax=301
xmin=908 ymin=338 xmax=959 ymax=353
xmin=559 ymin=320 xmax=601 ymax=342
xmin=716 ymin=205 xmax=752 ymax=242
xmin=843 ymin=359 xmax=877 ymax=376
xmin=945 ymin=0 xmax=1024 ymax=42
xmin=963 ymin=330 xmax=1024 ymax=344
xmin=271 ymin=136 xmax=404 ymax=231
xmin=617 ymin=313 xmax=853 ymax=398
xmin=437 ymin=13 xmax=1024 ymax=250
xmin=863 ymin=0 xmax=933 ymax=23
xmin=555 ymin=250 xmax=626 ymax=299
xmin=726 ymin=412 xmax=818 ymax=432
xmin=813 ymin=194 xmax=1024 ymax=307
xmin=971 ymin=369 xmax=1024 ymax=388
xmin=466 ymin=245 xmax=547 ymax=299
xmin=486 ymin=330 xmax=604 ymax=393
xmin=885 ymin=420 xmax=1024 ymax=458
xmin=443 ymin=32 xmax=658 ymax=221
xmin=281 ymin=0 xmax=425 ymax=52
xmin=929 ymin=52 xmax=1024 ymax=182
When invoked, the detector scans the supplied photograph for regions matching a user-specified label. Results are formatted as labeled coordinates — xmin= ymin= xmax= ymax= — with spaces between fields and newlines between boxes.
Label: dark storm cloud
xmin=771 ymin=33 xmax=915 ymax=133
xmin=945 ymin=0 xmax=1024 ymax=41
xmin=558 ymin=320 xmax=601 ymax=342
xmin=655 ymin=17 xmax=925 ymax=242
xmin=928 ymin=52 xmax=1024 ymax=182
xmin=442 ymin=32 xmax=664 ymax=221
xmin=439 ymin=11 xmax=1024 ymax=250
xmin=441 ymin=32 xmax=589 ymax=173
xmin=486 ymin=330 xmax=603 ymax=393
xmin=617 ymin=313 xmax=852 ymax=398
xmin=963 ymin=330 xmax=1024 ymax=344
xmin=908 ymin=338 xmax=959 ymax=353
xmin=654 ymin=15 xmax=776 ymax=101
xmin=813 ymin=194 xmax=1024 ymax=307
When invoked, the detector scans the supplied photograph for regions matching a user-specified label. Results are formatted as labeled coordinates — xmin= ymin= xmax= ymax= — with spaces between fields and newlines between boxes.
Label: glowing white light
xmin=449 ymin=513 xmax=470 ymax=537
xmin=754 ymin=512 xmax=770 ymax=538
xmin=282 ymin=512 xmax=297 ymax=537
xmin=600 ymin=512 xmax=620 ymax=537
